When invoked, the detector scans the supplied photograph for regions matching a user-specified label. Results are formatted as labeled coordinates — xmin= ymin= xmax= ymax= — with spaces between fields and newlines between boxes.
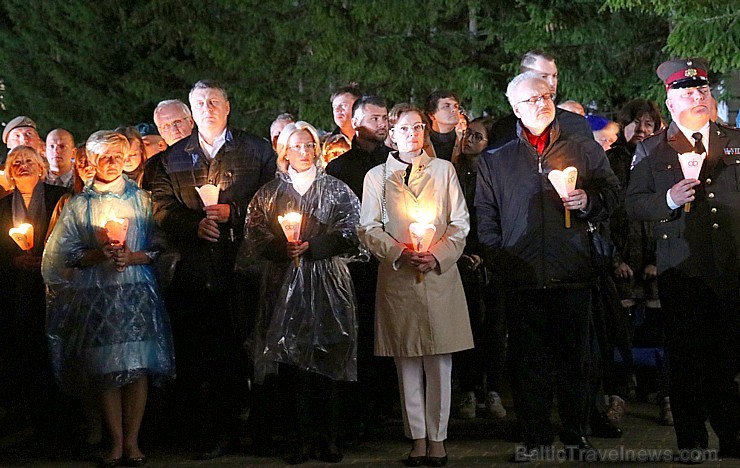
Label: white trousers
xmin=394 ymin=354 xmax=452 ymax=441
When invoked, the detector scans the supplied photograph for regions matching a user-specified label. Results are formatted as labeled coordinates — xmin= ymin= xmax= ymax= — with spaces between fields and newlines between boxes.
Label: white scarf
xmin=93 ymin=176 xmax=126 ymax=195
xmin=288 ymin=165 xmax=317 ymax=196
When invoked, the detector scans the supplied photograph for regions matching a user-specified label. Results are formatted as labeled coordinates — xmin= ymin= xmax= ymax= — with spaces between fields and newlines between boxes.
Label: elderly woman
xmin=237 ymin=121 xmax=363 ymax=464
xmin=43 ymin=130 xmax=175 ymax=467
xmin=0 ymin=146 xmax=68 ymax=438
xmin=359 ymin=103 xmax=473 ymax=467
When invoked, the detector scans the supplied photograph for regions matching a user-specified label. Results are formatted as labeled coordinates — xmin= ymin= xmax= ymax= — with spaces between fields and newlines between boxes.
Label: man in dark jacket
xmin=476 ymin=72 xmax=619 ymax=462
xmin=326 ymin=95 xmax=393 ymax=439
xmin=626 ymin=58 xmax=740 ymax=461
xmin=489 ymin=50 xmax=592 ymax=149
xmin=152 ymin=80 xmax=276 ymax=459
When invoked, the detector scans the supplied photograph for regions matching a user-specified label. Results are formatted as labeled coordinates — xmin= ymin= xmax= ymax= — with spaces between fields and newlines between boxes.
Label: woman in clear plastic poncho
xmin=236 ymin=121 xmax=364 ymax=464
xmin=43 ymin=130 xmax=174 ymax=466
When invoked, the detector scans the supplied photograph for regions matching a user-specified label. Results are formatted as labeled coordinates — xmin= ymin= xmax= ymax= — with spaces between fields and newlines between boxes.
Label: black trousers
xmin=506 ymin=288 xmax=592 ymax=447
xmin=658 ymin=271 xmax=740 ymax=451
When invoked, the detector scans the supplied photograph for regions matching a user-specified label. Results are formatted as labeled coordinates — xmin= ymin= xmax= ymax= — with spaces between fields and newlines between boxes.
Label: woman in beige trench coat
xmin=359 ymin=103 xmax=473 ymax=467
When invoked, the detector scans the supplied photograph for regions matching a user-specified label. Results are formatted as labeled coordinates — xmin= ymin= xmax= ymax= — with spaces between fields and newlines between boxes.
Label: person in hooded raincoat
xmin=236 ymin=121 xmax=364 ymax=464
xmin=43 ymin=130 xmax=174 ymax=466
xmin=359 ymin=103 xmax=473 ymax=467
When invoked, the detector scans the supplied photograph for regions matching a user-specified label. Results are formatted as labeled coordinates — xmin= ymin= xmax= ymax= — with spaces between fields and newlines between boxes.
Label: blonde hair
xmin=85 ymin=130 xmax=130 ymax=166
xmin=275 ymin=121 xmax=322 ymax=173
xmin=4 ymin=145 xmax=48 ymax=189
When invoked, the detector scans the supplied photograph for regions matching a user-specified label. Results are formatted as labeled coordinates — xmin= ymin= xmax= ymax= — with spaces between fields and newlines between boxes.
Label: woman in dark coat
xmin=0 ymin=145 xmax=68 ymax=437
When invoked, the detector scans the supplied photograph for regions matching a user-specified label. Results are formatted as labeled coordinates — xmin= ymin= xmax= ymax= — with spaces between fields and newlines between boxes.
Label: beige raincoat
xmin=359 ymin=151 xmax=473 ymax=357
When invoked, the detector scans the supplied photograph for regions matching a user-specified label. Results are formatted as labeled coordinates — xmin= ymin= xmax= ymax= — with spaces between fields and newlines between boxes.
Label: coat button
xmin=708 ymin=192 xmax=715 ymax=198
xmin=667 ymin=164 xmax=672 ymax=169
xmin=705 ymin=178 xmax=712 ymax=184
xmin=712 ymin=223 xmax=719 ymax=229
xmin=662 ymin=234 xmax=668 ymax=239
xmin=711 ymin=207 xmax=717 ymax=214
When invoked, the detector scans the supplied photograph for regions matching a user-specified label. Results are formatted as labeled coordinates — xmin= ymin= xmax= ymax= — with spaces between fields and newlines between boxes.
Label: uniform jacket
xmin=152 ymin=127 xmax=276 ymax=291
xmin=625 ymin=121 xmax=740 ymax=285
xmin=475 ymin=119 xmax=620 ymax=289
xmin=359 ymin=151 xmax=473 ymax=357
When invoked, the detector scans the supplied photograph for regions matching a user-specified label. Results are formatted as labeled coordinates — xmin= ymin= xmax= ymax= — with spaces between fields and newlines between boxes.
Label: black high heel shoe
xmin=426 ymin=441 xmax=447 ymax=467
xmin=403 ymin=454 xmax=427 ymax=467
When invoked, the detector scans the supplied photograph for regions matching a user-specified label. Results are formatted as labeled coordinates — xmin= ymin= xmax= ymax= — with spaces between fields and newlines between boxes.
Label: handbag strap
xmin=381 ymin=160 xmax=390 ymax=227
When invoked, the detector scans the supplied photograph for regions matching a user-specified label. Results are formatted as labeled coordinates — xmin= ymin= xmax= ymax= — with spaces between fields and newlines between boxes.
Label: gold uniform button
xmin=662 ymin=234 xmax=668 ymax=239
xmin=708 ymin=192 xmax=715 ymax=199
xmin=705 ymin=178 xmax=712 ymax=184
xmin=712 ymin=223 xmax=719 ymax=229
xmin=711 ymin=208 xmax=717 ymax=214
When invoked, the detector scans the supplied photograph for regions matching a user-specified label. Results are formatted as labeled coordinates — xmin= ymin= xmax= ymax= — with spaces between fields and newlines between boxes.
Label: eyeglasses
xmin=159 ymin=118 xmax=191 ymax=133
xmin=517 ymin=93 xmax=556 ymax=106
xmin=463 ymin=131 xmax=487 ymax=143
xmin=288 ymin=142 xmax=317 ymax=152
xmin=393 ymin=123 xmax=426 ymax=135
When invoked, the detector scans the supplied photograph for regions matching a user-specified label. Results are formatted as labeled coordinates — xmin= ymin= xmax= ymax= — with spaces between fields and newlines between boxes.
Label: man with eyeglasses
xmin=152 ymin=80 xmax=276 ymax=460
xmin=476 ymin=72 xmax=619 ymax=462
xmin=626 ymin=58 xmax=740 ymax=462
xmin=141 ymin=100 xmax=196 ymax=191
xmin=489 ymin=50 xmax=592 ymax=150
xmin=425 ymin=90 xmax=463 ymax=161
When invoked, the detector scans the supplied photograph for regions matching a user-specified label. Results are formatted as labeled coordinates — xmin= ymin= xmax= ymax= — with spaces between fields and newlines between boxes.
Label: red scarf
xmin=524 ymin=126 xmax=551 ymax=155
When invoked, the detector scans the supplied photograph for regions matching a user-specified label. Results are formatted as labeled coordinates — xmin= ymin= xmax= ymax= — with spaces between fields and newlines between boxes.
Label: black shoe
xmin=98 ymin=457 xmax=122 ymax=468
xmin=591 ymin=412 xmax=623 ymax=438
xmin=198 ymin=439 xmax=230 ymax=460
xmin=425 ymin=454 xmax=448 ymax=466
xmin=563 ymin=437 xmax=600 ymax=462
xmin=403 ymin=455 xmax=427 ymax=466
xmin=287 ymin=441 xmax=311 ymax=465
xmin=123 ymin=456 xmax=147 ymax=467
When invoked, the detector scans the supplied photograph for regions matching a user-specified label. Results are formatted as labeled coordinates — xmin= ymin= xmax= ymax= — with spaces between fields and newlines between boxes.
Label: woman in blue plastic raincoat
xmin=236 ymin=121 xmax=364 ymax=464
xmin=43 ymin=130 xmax=174 ymax=466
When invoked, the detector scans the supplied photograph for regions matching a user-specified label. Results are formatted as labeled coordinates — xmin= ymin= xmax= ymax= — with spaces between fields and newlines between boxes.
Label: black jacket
xmin=626 ymin=121 xmax=740 ymax=284
xmin=475 ymin=119 xmax=620 ymax=289
xmin=325 ymin=138 xmax=391 ymax=199
xmin=488 ymin=107 xmax=592 ymax=150
xmin=152 ymin=127 xmax=276 ymax=291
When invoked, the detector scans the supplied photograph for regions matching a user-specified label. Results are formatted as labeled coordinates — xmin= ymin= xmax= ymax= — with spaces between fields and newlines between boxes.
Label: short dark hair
xmin=617 ymin=99 xmax=662 ymax=130
xmin=469 ymin=116 xmax=495 ymax=140
xmin=330 ymin=84 xmax=362 ymax=103
xmin=352 ymin=95 xmax=388 ymax=117
xmin=189 ymin=79 xmax=228 ymax=101
xmin=520 ymin=50 xmax=556 ymax=73
xmin=425 ymin=90 xmax=460 ymax=116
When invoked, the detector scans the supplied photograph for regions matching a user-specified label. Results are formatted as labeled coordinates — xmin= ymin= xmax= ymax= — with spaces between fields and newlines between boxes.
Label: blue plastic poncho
xmin=42 ymin=176 xmax=175 ymax=393
xmin=236 ymin=168 xmax=366 ymax=383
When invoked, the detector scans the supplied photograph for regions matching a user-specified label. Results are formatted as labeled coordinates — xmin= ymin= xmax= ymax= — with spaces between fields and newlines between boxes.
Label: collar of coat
xmin=515 ymin=118 xmax=562 ymax=154
xmin=184 ymin=127 xmax=234 ymax=163
xmin=385 ymin=150 xmax=433 ymax=179
xmin=665 ymin=121 xmax=736 ymax=167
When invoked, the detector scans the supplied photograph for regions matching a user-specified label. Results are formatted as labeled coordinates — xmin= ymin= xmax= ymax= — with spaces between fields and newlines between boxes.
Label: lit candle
xmin=9 ymin=223 xmax=34 ymax=251
xmin=278 ymin=211 xmax=303 ymax=267
xmin=409 ymin=210 xmax=436 ymax=283
xmin=548 ymin=167 xmax=578 ymax=228
xmin=104 ymin=217 xmax=129 ymax=245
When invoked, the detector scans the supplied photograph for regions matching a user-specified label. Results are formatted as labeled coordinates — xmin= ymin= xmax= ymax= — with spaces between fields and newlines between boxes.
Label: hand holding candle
xmin=678 ymin=151 xmax=705 ymax=213
xmin=409 ymin=219 xmax=436 ymax=283
xmin=278 ymin=211 xmax=303 ymax=267
xmin=104 ymin=217 xmax=129 ymax=272
xmin=548 ymin=167 xmax=578 ymax=228
xmin=9 ymin=223 xmax=34 ymax=251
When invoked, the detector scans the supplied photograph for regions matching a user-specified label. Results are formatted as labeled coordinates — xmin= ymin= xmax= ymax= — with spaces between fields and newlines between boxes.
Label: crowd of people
xmin=0 ymin=50 xmax=739 ymax=467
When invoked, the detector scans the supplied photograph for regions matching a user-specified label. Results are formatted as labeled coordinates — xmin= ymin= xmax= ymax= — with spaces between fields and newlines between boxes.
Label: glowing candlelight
xmin=548 ymin=167 xmax=578 ymax=228
xmin=104 ymin=217 xmax=129 ymax=245
xmin=278 ymin=211 xmax=303 ymax=267
xmin=9 ymin=223 xmax=34 ymax=251
xmin=409 ymin=210 xmax=436 ymax=283
xmin=678 ymin=151 xmax=705 ymax=213
xmin=195 ymin=184 xmax=220 ymax=206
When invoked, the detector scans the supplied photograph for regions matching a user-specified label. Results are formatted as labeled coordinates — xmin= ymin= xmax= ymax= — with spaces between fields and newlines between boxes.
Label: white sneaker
xmin=606 ymin=395 xmax=626 ymax=424
xmin=457 ymin=391 xmax=477 ymax=419
xmin=659 ymin=397 xmax=673 ymax=426
xmin=485 ymin=391 xmax=507 ymax=418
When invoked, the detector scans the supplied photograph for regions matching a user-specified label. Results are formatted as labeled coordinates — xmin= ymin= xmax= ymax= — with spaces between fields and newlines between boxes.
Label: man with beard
xmin=326 ymin=95 xmax=393 ymax=441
